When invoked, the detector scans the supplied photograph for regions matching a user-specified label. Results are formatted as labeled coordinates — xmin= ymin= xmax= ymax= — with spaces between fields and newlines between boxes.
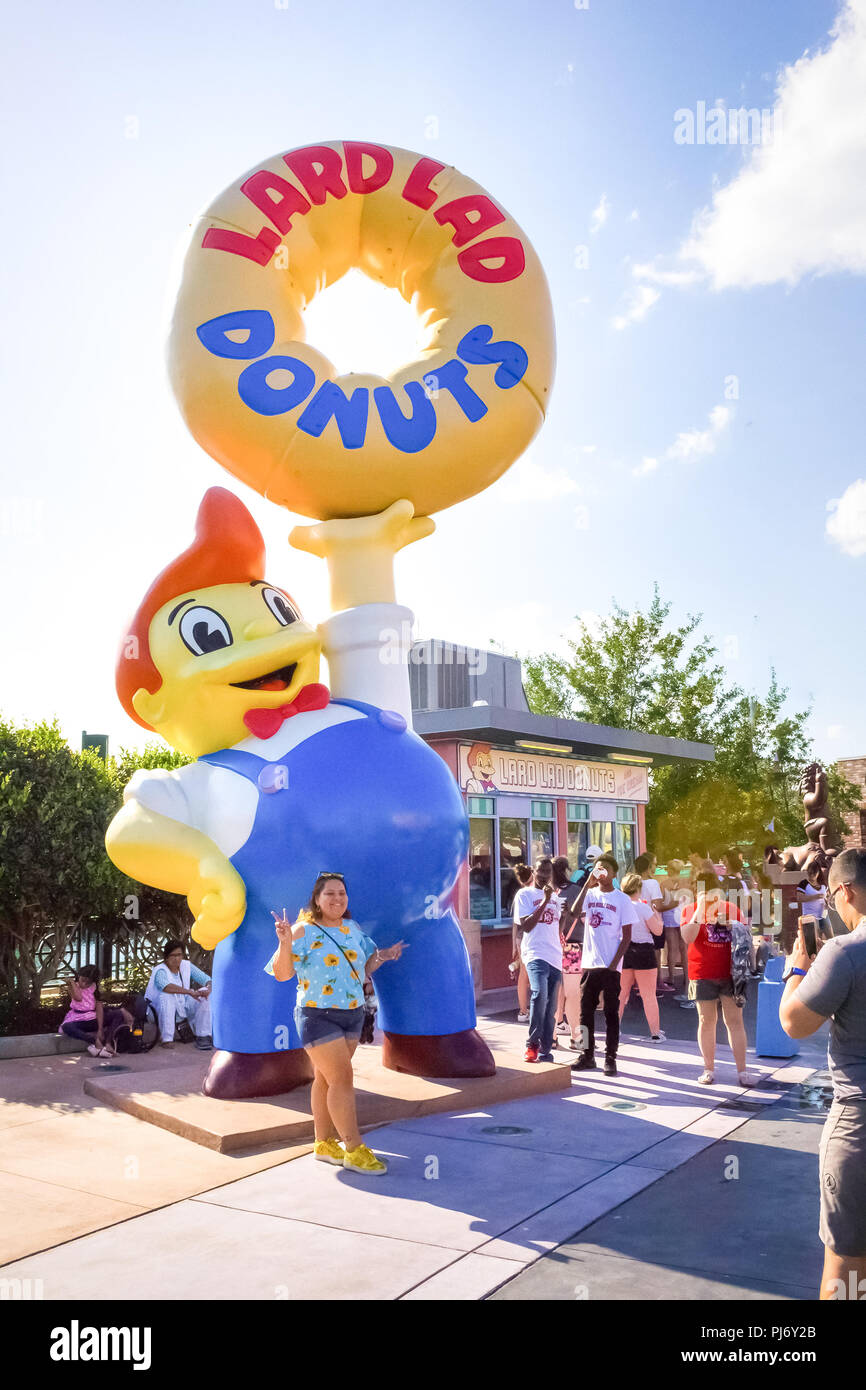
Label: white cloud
xmin=590 ymin=193 xmax=610 ymax=234
xmin=612 ymin=284 xmax=661 ymax=330
xmin=680 ymin=0 xmax=866 ymax=288
xmin=631 ymin=261 xmax=703 ymax=287
xmin=634 ymin=403 xmax=732 ymax=477
xmin=632 ymin=456 xmax=659 ymax=477
xmin=826 ymin=478 xmax=866 ymax=555
xmin=667 ymin=404 xmax=731 ymax=461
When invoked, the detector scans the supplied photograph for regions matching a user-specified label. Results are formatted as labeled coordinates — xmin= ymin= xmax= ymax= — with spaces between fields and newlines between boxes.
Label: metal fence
xmin=40 ymin=924 xmax=161 ymax=988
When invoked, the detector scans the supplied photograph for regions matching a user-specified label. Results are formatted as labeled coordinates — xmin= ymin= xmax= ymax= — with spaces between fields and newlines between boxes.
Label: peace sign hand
xmin=383 ymin=940 xmax=408 ymax=961
xmin=271 ymin=909 xmax=293 ymax=943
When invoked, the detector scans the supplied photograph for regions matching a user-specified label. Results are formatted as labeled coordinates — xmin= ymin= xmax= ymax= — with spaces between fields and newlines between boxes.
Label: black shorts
xmin=622 ymin=942 xmax=659 ymax=971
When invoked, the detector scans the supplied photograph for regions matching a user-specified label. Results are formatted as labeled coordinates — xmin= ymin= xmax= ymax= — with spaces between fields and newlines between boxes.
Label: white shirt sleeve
xmin=644 ymin=879 xmax=663 ymax=905
xmin=319 ymin=602 xmax=415 ymax=726
xmin=124 ymin=763 xmax=258 ymax=860
xmin=622 ymin=894 xmax=639 ymax=927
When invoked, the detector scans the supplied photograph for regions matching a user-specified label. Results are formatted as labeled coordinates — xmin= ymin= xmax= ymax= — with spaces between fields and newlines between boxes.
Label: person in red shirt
xmin=682 ymin=883 xmax=759 ymax=1087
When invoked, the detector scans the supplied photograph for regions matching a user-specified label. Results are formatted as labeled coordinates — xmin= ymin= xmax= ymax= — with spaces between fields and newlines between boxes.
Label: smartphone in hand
xmin=799 ymin=915 xmax=821 ymax=957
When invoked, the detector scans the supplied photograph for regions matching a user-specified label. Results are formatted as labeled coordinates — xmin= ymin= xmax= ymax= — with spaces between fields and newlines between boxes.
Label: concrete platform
xmin=82 ymin=1038 xmax=572 ymax=1152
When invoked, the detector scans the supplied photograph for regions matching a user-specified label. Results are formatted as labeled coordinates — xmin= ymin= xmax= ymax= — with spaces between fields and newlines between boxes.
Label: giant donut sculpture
xmin=168 ymin=141 xmax=555 ymax=520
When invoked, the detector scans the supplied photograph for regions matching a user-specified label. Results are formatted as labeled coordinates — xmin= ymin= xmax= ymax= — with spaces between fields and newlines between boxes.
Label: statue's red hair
xmin=116 ymin=489 xmax=268 ymax=728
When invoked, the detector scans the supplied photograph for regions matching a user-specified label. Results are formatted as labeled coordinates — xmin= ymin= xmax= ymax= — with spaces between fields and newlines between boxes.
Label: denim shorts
xmin=294 ymin=1006 xmax=365 ymax=1048
xmin=688 ymin=977 xmax=733 ymax=1001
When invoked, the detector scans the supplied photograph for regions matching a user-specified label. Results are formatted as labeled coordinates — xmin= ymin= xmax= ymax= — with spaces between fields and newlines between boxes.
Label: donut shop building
xmin=409 ymin=642 xmax=714 ymax=994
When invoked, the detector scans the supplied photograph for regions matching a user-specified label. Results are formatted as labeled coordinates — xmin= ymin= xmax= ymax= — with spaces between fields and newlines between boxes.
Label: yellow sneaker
xmin=313 ymin=1137 xmax=345 ymax=1166
xmin=342 ymin=1143 xmax=388 ymax=1176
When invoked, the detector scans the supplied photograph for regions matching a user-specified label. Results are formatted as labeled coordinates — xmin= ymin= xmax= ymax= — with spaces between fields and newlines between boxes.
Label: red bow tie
xmin=243 ymin=683 xmax=331 ymax=739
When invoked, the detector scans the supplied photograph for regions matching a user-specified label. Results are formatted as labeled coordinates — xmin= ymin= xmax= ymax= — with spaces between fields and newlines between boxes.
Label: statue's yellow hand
xmin=290 ymin=500 xmax=435 ymax=611
xmin=188 ymin=855 xmax=246 ymax=951
xmin=290 ymin=499 xmax=435 ymax=560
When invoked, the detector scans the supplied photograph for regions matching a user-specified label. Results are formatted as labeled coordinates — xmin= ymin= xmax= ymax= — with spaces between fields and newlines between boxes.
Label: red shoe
xmin=524 ymin=1045 xmax=539 ymax=1063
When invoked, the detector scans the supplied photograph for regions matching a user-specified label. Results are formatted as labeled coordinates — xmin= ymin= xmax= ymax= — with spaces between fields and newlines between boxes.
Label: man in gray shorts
xmin=780 ymin=847 xmax=866 ymax=1300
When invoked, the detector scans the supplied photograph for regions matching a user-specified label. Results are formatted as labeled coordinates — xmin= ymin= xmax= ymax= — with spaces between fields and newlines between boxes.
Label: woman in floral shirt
xmin=266 ymin=873 xmax=406 ymax=1176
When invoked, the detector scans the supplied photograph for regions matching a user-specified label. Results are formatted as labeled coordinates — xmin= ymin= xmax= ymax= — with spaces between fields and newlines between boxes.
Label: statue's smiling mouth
xmin=230 ymin=663 xmax=297 ymax=692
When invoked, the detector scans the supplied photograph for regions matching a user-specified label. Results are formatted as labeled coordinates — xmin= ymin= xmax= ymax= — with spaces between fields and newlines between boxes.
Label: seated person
xmin=144 ymin=940 xmax=212 ymax=1050
xmin=60 ymin=964 xmax=133 ymax=1057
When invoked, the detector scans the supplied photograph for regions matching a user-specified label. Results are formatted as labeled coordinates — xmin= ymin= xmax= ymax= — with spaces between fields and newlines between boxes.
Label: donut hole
xmin=302 ymin=268 xmax=423 ymax=378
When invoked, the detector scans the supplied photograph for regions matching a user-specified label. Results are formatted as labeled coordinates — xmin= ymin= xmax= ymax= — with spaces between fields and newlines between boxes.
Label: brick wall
xmin=838 ymin=757 xmax=866 ymax=848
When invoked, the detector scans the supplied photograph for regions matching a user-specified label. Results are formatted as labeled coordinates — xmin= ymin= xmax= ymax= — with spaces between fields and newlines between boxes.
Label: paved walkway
xmin=0 ymin=1012 xmax=827 ymax=1301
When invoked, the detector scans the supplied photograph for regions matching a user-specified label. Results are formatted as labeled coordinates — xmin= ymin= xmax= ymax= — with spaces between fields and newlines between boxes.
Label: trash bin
xmin=755 ymin=954 xmax=799 ymax=1058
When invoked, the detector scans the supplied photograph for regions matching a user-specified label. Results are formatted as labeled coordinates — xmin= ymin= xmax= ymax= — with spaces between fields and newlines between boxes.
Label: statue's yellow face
xmin=132 ymin=581 xmax=321 ymax=756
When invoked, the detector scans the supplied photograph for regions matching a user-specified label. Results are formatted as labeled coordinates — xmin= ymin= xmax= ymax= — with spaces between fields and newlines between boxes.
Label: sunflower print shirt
xmin=264 ymin=918 xmax=379 ymax=1011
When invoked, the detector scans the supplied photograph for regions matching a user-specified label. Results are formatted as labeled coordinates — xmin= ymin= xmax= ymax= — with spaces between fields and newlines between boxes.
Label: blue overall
xmin=200 ymin=699 xmax=473 ymax=1053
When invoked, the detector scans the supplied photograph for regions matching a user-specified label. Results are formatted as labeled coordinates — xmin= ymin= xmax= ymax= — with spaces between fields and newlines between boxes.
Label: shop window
xmin=616 ymin=805 xmax=636 ymax=823
xmin=468 ymin=796 xmax=495 ymax=816
xmin=531 ymin=819 xmax=555 ymax=860
xmin=531 ymin=800 xmax=555 ymax=819
xmin=615 ymin=823 xmax=636 ymax=870
xmin=468 ymin=818 xmax=496 ymax=921
xmin=498 ymin=816 xmax=529 ymax=919
xmin=589 ymin=821 xmax=614 ymax=859
xmin=567 ymin=802 xmax=589 ymax=821
xmin=566 ymin=822 xmax=589 ymax=873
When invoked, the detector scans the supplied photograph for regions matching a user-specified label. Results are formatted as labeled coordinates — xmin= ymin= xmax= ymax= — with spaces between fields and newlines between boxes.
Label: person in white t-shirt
xmin=618 ymin=872 xmax=665 ymax=1042
xmin=513 ymin=857 xmax=563 ymax=1064
xmin=635 ymin=852 xmax=671 ymax=993
xmin=570 ymin=854 xmax=637 ymax=1076
xmin=797 ymin=863 xmax=830 ymax=934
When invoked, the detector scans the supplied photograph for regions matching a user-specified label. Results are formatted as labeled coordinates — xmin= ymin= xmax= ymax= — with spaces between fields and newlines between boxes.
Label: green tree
xmin=523 ymin=590 xmax=860 ymax=864
xmin=0 ymin=719 xmax=128 ymax=1002
xmin=0 ymin=720 xmax=202 ymax=1009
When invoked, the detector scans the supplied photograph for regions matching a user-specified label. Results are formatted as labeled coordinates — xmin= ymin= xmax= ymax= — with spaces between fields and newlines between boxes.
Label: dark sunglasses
xmin=317 ymin=871 xmax=345 ymax=881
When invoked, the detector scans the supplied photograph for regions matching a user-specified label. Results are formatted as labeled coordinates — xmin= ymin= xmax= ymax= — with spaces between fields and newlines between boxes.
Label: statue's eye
xmin=179 ymin=606 xmax=233 ymax=656
xmin=262 ymin=587 xmax=299 ymax=627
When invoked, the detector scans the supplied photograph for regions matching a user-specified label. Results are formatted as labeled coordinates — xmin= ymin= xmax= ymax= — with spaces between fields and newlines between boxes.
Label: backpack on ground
xmin=114 ymin=994 xmax=159 ymax=1053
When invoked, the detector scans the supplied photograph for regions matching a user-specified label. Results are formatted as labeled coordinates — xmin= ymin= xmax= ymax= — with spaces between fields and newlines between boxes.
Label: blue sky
xmin=1 ymin=0 xmax=864 ymax=761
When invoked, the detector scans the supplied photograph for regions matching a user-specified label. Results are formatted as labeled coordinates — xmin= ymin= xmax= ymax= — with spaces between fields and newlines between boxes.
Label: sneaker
xmin=656 ymin=982 xmax=675 ymax=993
xmin=538 ymin=1051 xmax=555 ymax=1063
xmin=698 ymin=1070 xmax=715 ymax=1085
xmin=650 ymin=1031 xmax=667 ymax=1043
xmin=87 ymin=1044 xmax=101 ymax=1057
xmin=678 ymin=1000 xmax=697 ymax=1010
xmin=571 ymin=1054 xmax=596 ymax=1071
xmin=343 ymin=1143 xmax=388 ymax=1176
xmin=603 ymin=1058 xmax=617 ymax=1076
xmin=97 ymin=1046 xmax=115 ymax=1058
xmin=568 ymin=1038 xmax=583 ymax=1051
xmin=517 ymin=1012 xmax=530 ymax=1024
xmin=194 ymin=1035 xmax=213 ymax=1051
xmin=738 ymin=1071 xmax=761 ymax=1087
xmin=524 ymin=1046 xmax=539 ymax=1063
xmin=313 ymin=1137 xmax=345 ymax=1166
xmin=556 ymin=1021 xmax=570 ymax=1034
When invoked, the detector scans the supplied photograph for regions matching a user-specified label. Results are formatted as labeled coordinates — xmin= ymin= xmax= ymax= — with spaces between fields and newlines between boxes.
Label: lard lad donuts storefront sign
xmin=169 ymin=141 xmax=555 ymax=520
xmin=459 ymin=743 xmax=650 ymax=803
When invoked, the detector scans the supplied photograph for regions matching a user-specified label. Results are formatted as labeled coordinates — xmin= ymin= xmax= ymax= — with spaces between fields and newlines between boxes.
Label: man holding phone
xmin=514 ymin=857 xmax=563 ymax=1063
xmin=780 ymin=848 xmax=866 ymax=1300
xmin=570 ymin=853 xmax=636 ymax=1076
